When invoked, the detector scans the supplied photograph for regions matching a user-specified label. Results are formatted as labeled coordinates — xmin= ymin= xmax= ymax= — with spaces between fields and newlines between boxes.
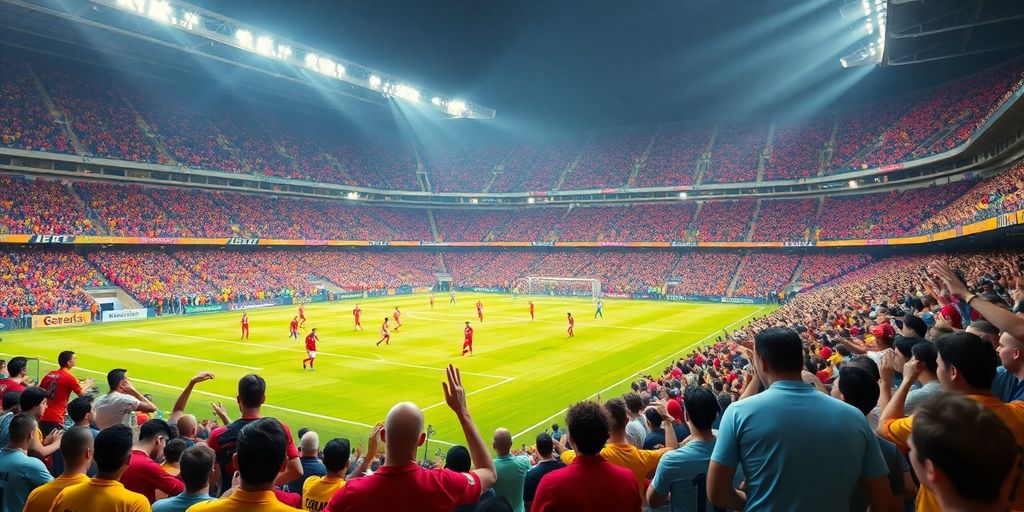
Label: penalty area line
xmin=421 ymin=376 xmax=517 ymax=413
xmin=126 ymin=348 xmax=263 ymax=370
xmin=510 ymin=306 xmax=767 ymax=441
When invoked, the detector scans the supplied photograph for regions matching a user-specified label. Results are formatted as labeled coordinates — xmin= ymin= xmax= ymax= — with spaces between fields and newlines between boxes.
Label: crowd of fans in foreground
xmin=0 ymin=250 xmax=1023 ymax=512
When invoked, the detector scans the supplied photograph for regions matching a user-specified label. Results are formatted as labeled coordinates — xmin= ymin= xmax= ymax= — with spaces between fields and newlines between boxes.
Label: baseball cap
xmin=871 ymin=323 xmax=895 ymax=342
xmin=940 ymin=304 xmax=963 ymax=329
xmin=666 ymin=399 xmax=683 ymax=423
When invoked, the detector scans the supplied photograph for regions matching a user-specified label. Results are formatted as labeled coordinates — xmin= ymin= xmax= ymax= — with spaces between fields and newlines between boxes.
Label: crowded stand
xmin=87 ymin=250 xmax=215 ymax=309
xmin=794 ymin=253 xmax=875 ymax=288
xmin=816 ymin=181 xmax=969 ymax=240
xmin=730 ymin=252 xmax=802 ymax=299
xmin=173 ymin=250 xmax=320 ymax=302
xmin=690 ymin=200 xmax=756 ymax=241
xmin=561 ymin=129 xmax=649 ymax=190
xmin=320 ymin=133 xmax=421 ymax=190
xmin=0 ymin=59 xmax=71 ymax=154
xmin=302 ymin=251 xmax=440 ymax=291
xmin=446 ymin=251 xmax=541 ymax=289
xmin=764 ymin=116 xmax=831 ymax=181
xmin=434 ymin=210 xmax=512 ymax=242
xmin=831 ymin=99 xmax=907 ymax=171
xmin=920 ymin=160 xmax=1024 ymax=233
xmin=701 ymin=122 xmax=766 ymax=184
xmin=666 ymin=251 xmax=742 ymax=296
xmin=0 ymin=176 xmax=95 ymax=235
xmin=749 ymin=199 xmax=817 ymax=242
xmin=632 ymin=123 xmax=711 ymax=188
xmin=422 ymin=143 xmax=510 ymax=193
xmin=0 ymin=249 xmax=104 ymax=321
xmin=489 ymin=137 xmax=586 ymax=192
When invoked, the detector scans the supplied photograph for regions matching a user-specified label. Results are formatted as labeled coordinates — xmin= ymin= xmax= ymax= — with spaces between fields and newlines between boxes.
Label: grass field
xmin=0 ymin=293 xmax=768 ymax=458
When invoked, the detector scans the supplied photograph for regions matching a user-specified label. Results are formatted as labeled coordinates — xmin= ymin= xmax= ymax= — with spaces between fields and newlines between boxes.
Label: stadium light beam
xmin=255 ymin=36 xmax=274 ymax=56
xmin=235 ymin=29 xmax=253 ymax=50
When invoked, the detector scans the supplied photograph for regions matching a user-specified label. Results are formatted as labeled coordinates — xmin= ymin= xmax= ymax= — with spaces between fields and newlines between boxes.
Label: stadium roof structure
xmin=884 ymin=0 xmax=1024 ymax=66
xmin=0 ymin=0 xmax=495 ymax=120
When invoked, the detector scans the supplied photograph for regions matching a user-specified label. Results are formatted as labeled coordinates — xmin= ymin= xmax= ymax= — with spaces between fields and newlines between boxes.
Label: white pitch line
xmin=124 ymin=329 xmax=512 ymax=380
xmin=510 ymin=306 xmax=766 ymax=441
xmin=0 ymin=352 xmax=461 ymax=444
xmin=126 ymin=348 xmax=263 ymax=370
xmin=421 ymin=377 xmax=517 ymax=412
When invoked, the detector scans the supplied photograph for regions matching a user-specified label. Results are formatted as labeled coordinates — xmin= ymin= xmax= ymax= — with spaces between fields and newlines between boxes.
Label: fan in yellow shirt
xmin=51 ymin=425 xmax=150 ymax=512
xmin=23 ymin=426 xmax=94 ymax=512
xmin=302 ymin=438 xmax=353 ymax=511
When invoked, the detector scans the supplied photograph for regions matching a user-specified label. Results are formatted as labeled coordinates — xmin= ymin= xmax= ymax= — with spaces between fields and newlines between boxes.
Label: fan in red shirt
xmin=476 ymin=301 xmax=484 ymax=322
xmin=461 ymin=322 xmax=474 ymax=357
xmin=121 ymin=419 xmax=185 ymax=503
xmin=353 ymin=305 xmax=363 ymax=331
xmin=567 ymin=312 xmax=575 ymax=338
xmin=39 ymin=350 xmax=93 ymax=435
xmin=0 ymin=356 xmax=30 ymax=394
xmin=529 ymin=301 xmax=535 ymax=320
xmin=298 ymin=304 xmax=307 ymax=327
xmin=377 ymin=318 xmax=391 ymax=346
xmin=303 ymin=329 xmax=319 ymax=370
xmin=392 ymin=307 xmax=402 ymax=332
xmin=240 ymin=312 xmax=250 ymax=341
xmin=289 ymin=316 xmax=299 ymax=340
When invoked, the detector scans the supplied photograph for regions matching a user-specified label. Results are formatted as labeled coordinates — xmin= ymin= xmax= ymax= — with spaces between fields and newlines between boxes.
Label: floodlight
xmin=235 ymin=29 xmax=253 ymax=49
xmin=304 ymin=53 xmax=318 ymax=69
xmin=255 ymin=36 xmax=274 ymax=56
xmin=335 ymin=64 xmax=345 ymax=77
xmin=394 ymin=84 xmax=420 ymax=102
xmin=848 ymin=180 xmax=859 ymax=188
xmin=181 ymin=11 xmax=199 ymax=29
xmin=679 ymin=192 xmax=687 ymax=199
xmin=527 ymin=197 xmax=536 ymax=204
xmin=369 ymin=75 xmax=381 ymax=88
xmin=276 ymin=45 xmax=292 ymax=59
xmin=447 ymin=100 xmax=466 ymax=116
xmin=431 ymin=96 xmax=442 ymax=106
xmin=347 ymin=191 xmax=359 ymax=199
xmin=147 ymin=0 xmax=172 ymax=23
xmin=317 ymin=56 xmax=335 ymax=75
xmin=470 ymin=198 xmax=479 ymax=204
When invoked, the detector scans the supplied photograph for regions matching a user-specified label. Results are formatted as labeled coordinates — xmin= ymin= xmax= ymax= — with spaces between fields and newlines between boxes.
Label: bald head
xmin=177 ymin=415 xmax=197 ymax=438
xmin=384 ymin=402 xmax=425 ymax=464
xmin=492 ymin=428 xmax=512 ymax=456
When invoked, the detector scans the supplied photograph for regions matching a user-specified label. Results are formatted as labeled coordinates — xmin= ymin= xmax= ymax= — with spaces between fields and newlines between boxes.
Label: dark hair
xmin=683 ymin=387 xmax=718 ymax=431
xmin=7 ymin=357 xmax=27 ymax=377
xmin=58 ymin=351 xmax=75 ymax=368
xmin=838 ymin=367 xmax=880 ymax=416
xmin=236 ymin=417 xmax=288 ymax=486
xmin=8 ymin=413 xmax=37 ymax=443
xmin=2 ymin=391 xmax=21 ymax=411
xmin=59 ymin=426 xmax=95 ymax=463
xmin=106 ymin=369 xmax=128 ymax=390
xmin=322 ymin=438 xmax=351 ymax=473
xmin=603 ymin=398 xmax=629 ymax=431
xmin=94 ymin=425 xmax=134 ymax=474
xmin=566 ymin=401 xmax=611 ymax=456
xmin=19 ymin=387 xmax=48 ymax=412
xmin=912 ymin=393 xmax=1016 ymax=504
xmin=139 ymin=419 xmax=174 ymax=442
xmin=968 ymin=320 xmax=1000 ymax=337
xmin=67 ymin=396 xmax=93 ymax=423
xmin=550 ymin=424 xmax=559 ymax=432
xmin=535 ymin=432 xmax=554 ymax=458
xmin=164 ymin=438 xmax=188 ymax=464
xmin=936 ymin=332 xmax=998 ymax=390
xmin=238 ymin=374 xmax=266 ymax=409
xmin=180 ymin=445 xmax=215 ymax=491
xmin=895 ymin=334 xmax=926 ymax=359
xmin=902 ymin=314 xmax=928 ymax=338
xmin=477 ymin=496 xmax=514 ymax=512
xmin=644 ymin=408 xmax=662 ymax=429
xmin=844 ymin=355 xmax=880 ymax=381
xmin=297 ymin=428 xmax=310 ymax=440
xmin=444 ymin=445 xmax=471 ymax=472
xmin=754 ymin=327 xmax=803 ymax=373
xmin=621 ymin=393 xmax=643 ymax=415
xmin=912 ymin=342 xmax=939 ymax=376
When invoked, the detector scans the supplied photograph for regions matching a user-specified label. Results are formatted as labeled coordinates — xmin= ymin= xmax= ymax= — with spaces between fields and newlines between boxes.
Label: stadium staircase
xmin=693 ymin=122 xmax=718 ymax=186
xmin=85 ymin=286 xmax=146 ymax=311
xmin=310 ymin=140 xmax=355 ymax=183
xmin=787 ymin=258 xmax=806 ymax=289
xmin=482 ymin=147 xmax=518 ymax=193
xmin=66 ymin=184 xmax=108 ymax=235
xmin=436 ymin=253 xmax=449 ymax=274
xmin=626 ymin=127 xmax=660 ymax=187
xmin=756 ymin=121 xmax=776 ymax=182
xmin=686 ymin=201 xmax=704 ymax=240
xmin=427 ymin=209 xmax=441 ymax=242
xmin=116 ymin=85 xmax=177 ymax=164
xmin=820 ymin=114 xmax=841 ymax=176
xmin=553 ymin=132 xmax=594 ymax=190
xmin=308 ymin=278 xmax=346 ymax=295
xmin=215 ymin=134 xmax=246 ymax=168
xmin=725 ymin=254 xmax=747 ymax=297
xmin=412 ymin=145 xmax=432 ymax=192
xmin=743 ymin=200 xmax=762 ymax=242
xmin=915 ymin=124 xmax=959 ymax=158
xmin=27 ymin=66 xmax=87 ymax=155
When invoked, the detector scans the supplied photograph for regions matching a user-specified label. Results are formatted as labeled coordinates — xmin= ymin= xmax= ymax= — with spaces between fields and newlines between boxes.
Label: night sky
xmin=149 ymin=1 xmax=1020 ymax=129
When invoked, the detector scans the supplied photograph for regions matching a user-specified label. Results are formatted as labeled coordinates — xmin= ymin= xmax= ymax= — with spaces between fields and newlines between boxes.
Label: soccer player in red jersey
xmin=462 ymin=321 xmax=474 ymax=357
xmin=377 ymin=318 xmax=391 ymax=346
xmin=240 ymin=312 xmax=250 ymax=340
xmin=567 ymin=312 xmax=575 ymax=338
xmin=429 ymin=294 xmax=435 ymax=310
xmin=353 ymin=305 xmax=363 ymax=331
xmin=476 ymin=301 xmax=484 ymax=322
xmin=299 ymin=303 xmax=307 ymax=327
xmin=303 ymin=329 xmax=319 ymax=370
xmin=529 ymin=301 xmax=535 ymax=320
xmin=39 ymin=351 xmax=94 ymax=435
xmin=289 ymin=316 xmax=299 ymax=340
xmin=393 ymin=307 xmax=402 ymax=332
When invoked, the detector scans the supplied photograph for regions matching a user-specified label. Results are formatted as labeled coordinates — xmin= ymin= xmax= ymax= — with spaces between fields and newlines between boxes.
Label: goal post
xmin=518 ymin=276 xmax=602 ymax=300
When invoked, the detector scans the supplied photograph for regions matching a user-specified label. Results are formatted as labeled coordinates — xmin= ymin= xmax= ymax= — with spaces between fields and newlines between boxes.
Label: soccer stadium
xmin=1 ymin=0 xmax=1023 ymax=510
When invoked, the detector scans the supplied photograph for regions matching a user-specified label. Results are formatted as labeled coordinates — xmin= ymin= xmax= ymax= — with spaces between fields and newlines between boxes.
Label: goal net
xmin=518 ymin=276 xmax=602 ymax=300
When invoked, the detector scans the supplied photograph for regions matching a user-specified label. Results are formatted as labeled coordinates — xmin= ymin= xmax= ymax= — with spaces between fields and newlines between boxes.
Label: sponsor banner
xmin=367 ymin=289 xmax=388 ymax=298
xmin=101 ymin=308 xmax=149 ymax=323
xmin=332 ymin=292 xmax=367 ymax=301
xmin=877 ymin=163 xmax=904 ymax=174
xmin=963 ymin=217 xmax=998 ymax=236
xmin=783 ymin=240 xmax=814 ymax=247
xmin=368 ymin=241 xmax=390 ymax=246
xmin=226 ymin=237 xmax=260 ymax=246
xmin=228 ymin=297 xmax=286 ymax=310
xmin=999 ymin=213 xmax=1019 ymax=228
xmin=29 ymin=234 xmax=76 ymax=244
xmin=866 ymin=239 xmax=889 ymax=246
xmin=139 ymin=237 xmax=178 ymax=244
xmin=32 ymin=311 xmax=92 ymax=328
xmin=184 ymin=303 xmax=228 ymax=314
xmin=604 ymin=292 xmax=631 ymax=299
xmin=395 ymin=285 xmax=414 ymax=296
xmin=720 ymin=297 xmax=757 ymax=304
xmin=670 ymin=241 xmax=698 ymax=247
xmin=419 ymin=241 xmax=446 ymax=246
xmin=631 ymin=292 xmax=651 ymax=300
xmin=0 ymin=234 xmax=31 ymax=243
xmin=531 ymin=241 xmax=555 ymax=247
xmin=0 ymin=319 xmax=15 ymax=331
xmin=469 ymin=287 xmax=504 ymax=293
xmin=599 ymin=242 xmax=629 ymax=247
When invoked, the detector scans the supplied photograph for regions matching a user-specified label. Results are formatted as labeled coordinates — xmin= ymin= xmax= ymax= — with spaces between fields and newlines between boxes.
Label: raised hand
xmin=442 ymin=364 xmax=469 ymax=418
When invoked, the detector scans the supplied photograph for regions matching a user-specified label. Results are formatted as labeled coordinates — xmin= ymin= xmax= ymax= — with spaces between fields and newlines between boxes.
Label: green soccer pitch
xmin=0 ymin=293 xmax=769 ymax=457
